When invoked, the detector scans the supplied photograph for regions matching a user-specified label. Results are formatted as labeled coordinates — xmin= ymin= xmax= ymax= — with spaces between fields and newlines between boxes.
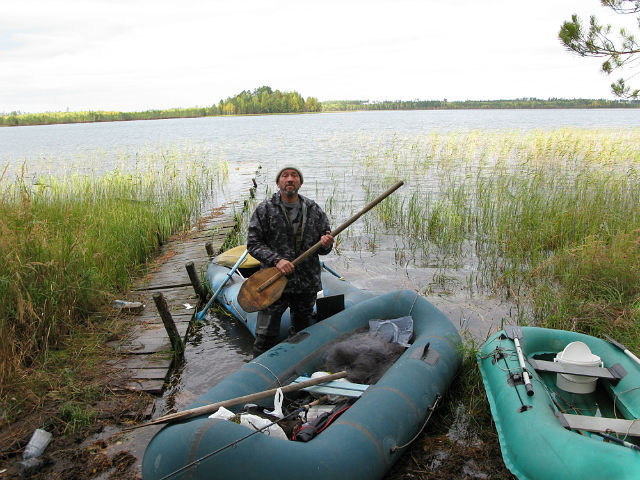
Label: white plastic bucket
xmin=554 ymin=341 xmax=602 ymax=394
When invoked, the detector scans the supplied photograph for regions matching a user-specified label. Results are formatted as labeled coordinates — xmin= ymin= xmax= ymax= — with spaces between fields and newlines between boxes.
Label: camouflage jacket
xmin=247 ymin=192 xmax=331 ymax=293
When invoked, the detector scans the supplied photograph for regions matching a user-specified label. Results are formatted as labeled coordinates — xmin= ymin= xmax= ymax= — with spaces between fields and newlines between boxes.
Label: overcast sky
xmin=0 ymin=1 xmax=635 ymax=113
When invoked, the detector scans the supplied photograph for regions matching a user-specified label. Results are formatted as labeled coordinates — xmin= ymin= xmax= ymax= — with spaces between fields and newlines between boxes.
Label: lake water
xmin=4 ymin=108 xmax=640 ymax=342
xmin=3 ymin=109 xmax=640 ymax=175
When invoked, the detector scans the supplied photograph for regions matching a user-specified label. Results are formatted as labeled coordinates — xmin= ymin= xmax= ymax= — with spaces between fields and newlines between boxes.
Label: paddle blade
xmin=237 ymin=267 xmax=288 ymax=312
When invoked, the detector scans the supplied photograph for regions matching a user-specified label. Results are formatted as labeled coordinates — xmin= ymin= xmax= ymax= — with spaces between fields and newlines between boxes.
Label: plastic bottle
xmin=23 ymin=429 xmax=52 ymax=460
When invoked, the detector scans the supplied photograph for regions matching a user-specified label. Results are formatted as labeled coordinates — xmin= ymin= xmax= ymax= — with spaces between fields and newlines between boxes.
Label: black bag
xmin=292 ymin=402 xmax=351 ymax=442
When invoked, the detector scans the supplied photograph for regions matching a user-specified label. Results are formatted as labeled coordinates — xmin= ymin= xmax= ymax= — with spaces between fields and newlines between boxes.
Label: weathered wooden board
xmin=133 ymin=312 xmax=193 ymax=325
xmin=107 ymin=168 xmax=257 ymax=393
xmin=125 ymin=321 xmax=191 ymax=340
xmin=124 ymin=368 xmax=169 ymax=380
xmin=107 ymin=354 xmax=173 ymax=370
xmin=120 ymin=379 xmax=166 ymax=394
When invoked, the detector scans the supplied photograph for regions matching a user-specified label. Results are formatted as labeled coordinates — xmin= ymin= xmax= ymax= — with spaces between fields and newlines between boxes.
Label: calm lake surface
xmin=4 ymin=109 xmax=640 ymax=176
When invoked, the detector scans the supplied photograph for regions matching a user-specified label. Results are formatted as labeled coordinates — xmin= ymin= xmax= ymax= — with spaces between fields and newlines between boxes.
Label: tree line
xmin=3 ymin=90 xmax=639 ymax=127
xmin=320 ymin=98 xmax=640 ymax=111
xmin=0 ymin=86 xmax=321 ymax=127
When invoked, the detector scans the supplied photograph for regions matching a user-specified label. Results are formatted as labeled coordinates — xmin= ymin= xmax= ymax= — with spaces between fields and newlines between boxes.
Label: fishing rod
xmin=158 ymin=395 xmax=329 ymax=480
xmin=505 ymin=326 xmax=534 ymax=396
xmin=492 ymin=344 xmax=531 ymax=413
xmin=595 ymin=431 xmax=640 ymax=451
xmin=550 ymin=391 xmax=640 ymax=452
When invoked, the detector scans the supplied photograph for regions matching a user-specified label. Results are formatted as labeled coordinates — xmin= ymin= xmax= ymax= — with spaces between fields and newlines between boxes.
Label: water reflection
xmin=163 ymin=313 xmax=253 ymax=411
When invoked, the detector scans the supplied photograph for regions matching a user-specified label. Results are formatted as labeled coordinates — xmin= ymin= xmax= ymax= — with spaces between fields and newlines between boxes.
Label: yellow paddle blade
xmin=215 ymin=245 xmax=260 ymax=269
xmin=237 ymin=267 xmax=288 ymax=312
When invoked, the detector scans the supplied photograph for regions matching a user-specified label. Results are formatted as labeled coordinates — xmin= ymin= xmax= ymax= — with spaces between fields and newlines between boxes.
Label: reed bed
xmin=0 ymin=147 xmax=228 ymax=397
xmin=353 ymin=128 xmax=640 ymax=349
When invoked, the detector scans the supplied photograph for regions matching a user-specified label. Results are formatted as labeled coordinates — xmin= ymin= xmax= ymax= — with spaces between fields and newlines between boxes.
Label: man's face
xmin=277 ymin=169 xmax=301 ymax=199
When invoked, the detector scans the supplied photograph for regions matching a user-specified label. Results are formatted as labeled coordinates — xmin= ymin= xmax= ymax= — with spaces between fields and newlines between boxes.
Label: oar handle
xmin=256 ymin=181 xmax=403 ymax=293
xmin=134 ymin=370 xmax=348 ymax=428
xmin=196 ymin=249 xmax=249 ymax=319
xmin=513 ymin=337 xmax=534 ymax=396
xmin=604 ymin=334 xmax=627 ymax=352
xmin=294 ymin=180 xmax=404 ymax=266
xmin=256 ymin=270 xmax=284 ymax=293
xmin=604 ymin=334 xmax=640 ymax=367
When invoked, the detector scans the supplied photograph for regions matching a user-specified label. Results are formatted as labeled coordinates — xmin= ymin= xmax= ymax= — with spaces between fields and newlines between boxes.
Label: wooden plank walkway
xmin=107 ymin=166 xmax=258 ymax=394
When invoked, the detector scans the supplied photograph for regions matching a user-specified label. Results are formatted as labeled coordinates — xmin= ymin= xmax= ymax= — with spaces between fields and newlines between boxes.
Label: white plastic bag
xmin=239 ymin=414 xmax=288 ymax=440
xmin=209 ymin=406 xmax=235 ymax=420
xmin=265 ymin=388 xmax=284 ymax=419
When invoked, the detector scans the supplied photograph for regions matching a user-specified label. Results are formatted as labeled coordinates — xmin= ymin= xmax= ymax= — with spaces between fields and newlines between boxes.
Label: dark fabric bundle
xmin=293 ymin=402 xmax=351 ymax=442
xmin=324 ymin=333 xmax=405 ymax=384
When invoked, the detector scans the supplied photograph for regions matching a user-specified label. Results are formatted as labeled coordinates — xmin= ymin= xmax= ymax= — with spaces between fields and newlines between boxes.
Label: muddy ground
xmin=0 ymin=364 xmax=514 ymax=480
xmin=0 ymin=382 xmax=150 ymax=479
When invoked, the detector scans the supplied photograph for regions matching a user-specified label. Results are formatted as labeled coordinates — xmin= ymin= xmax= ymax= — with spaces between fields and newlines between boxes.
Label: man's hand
xmin=320 ymin=231 xmax=334 ymax=249
xmin=276 ymin=258 xmax=295 ymax=275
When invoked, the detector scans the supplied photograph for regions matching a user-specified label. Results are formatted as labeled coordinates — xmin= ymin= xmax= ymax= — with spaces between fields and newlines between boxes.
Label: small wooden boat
xmin=204 ymin=257 xmax=377 ymax=339
xmin=142 ymin=286 xmax=462 ymax=479
xmin=478 ymin=326 xmax=640 ymax=480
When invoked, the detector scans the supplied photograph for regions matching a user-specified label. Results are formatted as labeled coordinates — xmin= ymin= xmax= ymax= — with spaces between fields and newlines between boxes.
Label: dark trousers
xmin=253 ymin=291 xmax=316 ymax=357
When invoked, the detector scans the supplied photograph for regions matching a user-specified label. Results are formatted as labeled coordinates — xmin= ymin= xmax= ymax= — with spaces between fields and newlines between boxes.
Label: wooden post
xmin=185 ymin=262 xmax=207 ymax=303
xmin=205 ymin=242 xmax=215 ymax=259
xmin=152 ymin=293 xmax=184 ymax=356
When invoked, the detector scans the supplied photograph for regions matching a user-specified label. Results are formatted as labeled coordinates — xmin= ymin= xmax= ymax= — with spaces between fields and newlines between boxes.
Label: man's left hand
xmin=320 ymin=231 xmax=334 ymax=248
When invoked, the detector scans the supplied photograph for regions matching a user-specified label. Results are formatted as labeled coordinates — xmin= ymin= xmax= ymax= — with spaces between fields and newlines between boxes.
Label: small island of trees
xmin=0 ymin=86 xmax=321 ymax=127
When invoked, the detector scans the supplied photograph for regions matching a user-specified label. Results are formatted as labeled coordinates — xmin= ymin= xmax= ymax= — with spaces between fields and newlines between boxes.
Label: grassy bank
xmin=353 ymin=128 xmax=640 ymax=351
xmin=344 ymin=128 xmax=639 ymax=478
xmin=0 ymin=148 xmax=228 ymax=418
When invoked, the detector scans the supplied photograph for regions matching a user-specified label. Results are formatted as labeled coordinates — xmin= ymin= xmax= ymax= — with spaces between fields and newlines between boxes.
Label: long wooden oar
xmin=129 ymin=370 xmax=348 ymax=429
xmin=238 ymin=180 xmax=404 ymax=312
xmin=158 ymin=396 xmax=332 ymax=480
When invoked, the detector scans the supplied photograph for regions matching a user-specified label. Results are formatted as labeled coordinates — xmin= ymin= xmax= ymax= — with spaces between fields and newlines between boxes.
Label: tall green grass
xmin=356 ymin=128 xmax=640 ymax=349
xmin=0 ymin=148 xmax=228 ymax=392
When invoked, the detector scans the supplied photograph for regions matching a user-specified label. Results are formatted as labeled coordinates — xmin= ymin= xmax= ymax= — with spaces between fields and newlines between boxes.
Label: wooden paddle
xmin=128 ymin=370 xmax=347 ymax=429
xmin=238 ymin=180 xmax=404 ymax=312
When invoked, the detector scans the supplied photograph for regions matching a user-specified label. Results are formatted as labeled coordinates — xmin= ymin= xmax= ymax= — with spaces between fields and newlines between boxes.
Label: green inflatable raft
xmin=142 ymin=289 xmax=461 ymax=479
xmin=478 ymin=326 xmax=640 ymax=480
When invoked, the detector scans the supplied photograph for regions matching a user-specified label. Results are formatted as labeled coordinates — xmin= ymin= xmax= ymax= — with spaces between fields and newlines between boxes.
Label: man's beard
xmin=282 ymin=185 xmax=298 ymax=198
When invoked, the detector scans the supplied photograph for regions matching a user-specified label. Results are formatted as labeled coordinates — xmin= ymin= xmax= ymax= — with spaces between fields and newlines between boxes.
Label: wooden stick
xmin=152 ymin=293 xmax=184 ymax=356
xmin=131 ymin=370 xmax=348 ymax=429
xmin=256 ymin=180 xmax=404 ymax=293
xmin=185 ymin=262 xmax=207 ymax=303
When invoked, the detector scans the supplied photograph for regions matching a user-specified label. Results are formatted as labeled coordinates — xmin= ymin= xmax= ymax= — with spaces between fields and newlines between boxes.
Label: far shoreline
xmin=3 ymin=103 xmax=640 ymax=128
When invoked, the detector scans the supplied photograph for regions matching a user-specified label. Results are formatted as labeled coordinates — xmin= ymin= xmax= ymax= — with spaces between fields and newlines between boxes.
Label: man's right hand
xmin=276 ymin=259 xmax=294 ymax=275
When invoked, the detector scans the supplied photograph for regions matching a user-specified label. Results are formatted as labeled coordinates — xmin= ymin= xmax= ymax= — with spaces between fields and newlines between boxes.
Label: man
xmin=247 ymin=166 xmax=334 ymax=357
